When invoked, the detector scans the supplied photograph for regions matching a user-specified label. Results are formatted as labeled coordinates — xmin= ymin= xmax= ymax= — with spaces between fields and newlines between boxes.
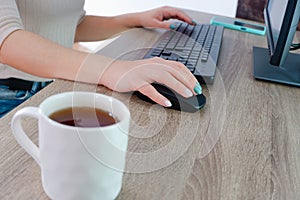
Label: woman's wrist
xmin=115 ymin=12 xmax=143 ymax=29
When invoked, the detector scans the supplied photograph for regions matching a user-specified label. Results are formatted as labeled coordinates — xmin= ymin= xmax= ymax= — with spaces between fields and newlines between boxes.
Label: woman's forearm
xmin=75 ymin=14 xmax=141 ymax=42
xmin=0 ymin=30 xmax=112 ymax=84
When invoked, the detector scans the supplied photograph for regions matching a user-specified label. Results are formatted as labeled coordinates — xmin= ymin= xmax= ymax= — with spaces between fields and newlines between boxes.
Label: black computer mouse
xmin=135 ymin=83 xmax=206 ymax=113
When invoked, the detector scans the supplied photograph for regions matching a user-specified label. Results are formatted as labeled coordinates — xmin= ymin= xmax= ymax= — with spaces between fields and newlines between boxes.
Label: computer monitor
xmin=253 ymin=0 xmax=300 ymax=86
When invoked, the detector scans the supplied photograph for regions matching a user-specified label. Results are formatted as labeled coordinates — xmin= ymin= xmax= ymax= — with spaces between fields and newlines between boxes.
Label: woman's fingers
xmin=157 ymin=72 xmax=194 ymax=98
xmin=140 ymin=6 xmax=196 ymax=30
xmin=138 ymin=84 xmax=172 ymax=107
xmin=161 ymin=6 xmax=195 ymax=25
xmin=149 ymin=57 xmax=202 ymax=96
xmin=166 ymin=60 xmax=199 ymax=92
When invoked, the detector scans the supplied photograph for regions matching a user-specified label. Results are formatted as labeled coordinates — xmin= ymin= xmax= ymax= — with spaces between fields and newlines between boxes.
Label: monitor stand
xmin=253 ymin=46 xmax=300 ymax=87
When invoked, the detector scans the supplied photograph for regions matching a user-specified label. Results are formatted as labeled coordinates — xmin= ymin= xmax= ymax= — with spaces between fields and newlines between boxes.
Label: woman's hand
xmin=99 ymin=57 xmax=202 ymax=107
xmin=134 ymin=6 xmax=197 ymax=30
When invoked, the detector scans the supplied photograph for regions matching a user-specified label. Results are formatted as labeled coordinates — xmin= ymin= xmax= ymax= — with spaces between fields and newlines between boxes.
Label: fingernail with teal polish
xmin=194 ymin=83 xmax=202 ymax=95
xmin=192 ymin=19 xmax=198 ymax=25
xmin=170 ymin=24 xmax=176 ymax=30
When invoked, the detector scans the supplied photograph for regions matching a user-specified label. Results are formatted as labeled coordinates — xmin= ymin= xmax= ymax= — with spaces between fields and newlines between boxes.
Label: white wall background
xmin=84 ymin=0 xmax=239 ymax=17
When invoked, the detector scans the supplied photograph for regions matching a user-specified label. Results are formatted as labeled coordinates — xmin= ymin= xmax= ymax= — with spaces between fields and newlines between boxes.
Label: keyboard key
xmin=160 ymin=55 xmax=169 ymax=60
xmin=186 ymin=63 xmax=195 ymax=72
xmin=150 ymin=49 xmax=162 ymax=56
xmin=178 ymin=58 xmax=187 ymax=65
xmin=161 ymin=50 xmax=172 ymax=56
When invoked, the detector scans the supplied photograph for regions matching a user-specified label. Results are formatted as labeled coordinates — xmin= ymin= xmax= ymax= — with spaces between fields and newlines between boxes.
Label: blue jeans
xmin=0 ymin=81 xmax=50 ymax=118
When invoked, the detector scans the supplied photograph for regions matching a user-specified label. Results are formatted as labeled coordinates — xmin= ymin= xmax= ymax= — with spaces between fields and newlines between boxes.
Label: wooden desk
xmin=1 ymin=10 xmax=300 ymax=199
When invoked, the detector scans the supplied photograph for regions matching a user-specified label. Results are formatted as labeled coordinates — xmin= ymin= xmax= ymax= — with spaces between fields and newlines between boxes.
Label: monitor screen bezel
xmin=264 ymin=0 xmax=300 ymax=66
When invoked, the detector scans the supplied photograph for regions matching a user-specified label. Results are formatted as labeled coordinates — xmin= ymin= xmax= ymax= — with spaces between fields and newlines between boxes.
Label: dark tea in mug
xmin=49 ymin=107 xmax=118 ymax=127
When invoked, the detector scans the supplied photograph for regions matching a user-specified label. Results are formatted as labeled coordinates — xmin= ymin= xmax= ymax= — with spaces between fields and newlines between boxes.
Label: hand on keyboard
xmin=133 ymin=6 xmax=196 ymax=30
xmin=99 ymin=57 xmax=202 ymax=107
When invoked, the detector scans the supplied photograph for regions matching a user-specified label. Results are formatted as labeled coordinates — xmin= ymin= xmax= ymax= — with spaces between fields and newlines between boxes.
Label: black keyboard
xmin=144 ymin=22 xmax=224 ymax=84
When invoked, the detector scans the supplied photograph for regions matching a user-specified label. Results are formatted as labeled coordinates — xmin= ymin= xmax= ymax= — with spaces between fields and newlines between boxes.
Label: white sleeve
xmin=77 ymin=9 xmax=86 ymax=25
xmin=0 ymin=0 xmax=24 ymax=47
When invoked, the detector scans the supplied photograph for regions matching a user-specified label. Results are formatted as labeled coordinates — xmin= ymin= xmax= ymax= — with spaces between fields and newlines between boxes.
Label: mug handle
xmin=11 ymin=107 xmax=41 ymax=166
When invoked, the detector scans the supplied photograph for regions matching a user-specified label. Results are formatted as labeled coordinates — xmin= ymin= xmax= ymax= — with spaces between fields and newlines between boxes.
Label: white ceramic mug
xmin=11 ymin=92 xmax=130 ymax=200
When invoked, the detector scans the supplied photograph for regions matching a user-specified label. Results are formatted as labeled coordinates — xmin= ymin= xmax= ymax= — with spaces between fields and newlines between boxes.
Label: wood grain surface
xmin=0 ymin=10 xmax=299 ymax=200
